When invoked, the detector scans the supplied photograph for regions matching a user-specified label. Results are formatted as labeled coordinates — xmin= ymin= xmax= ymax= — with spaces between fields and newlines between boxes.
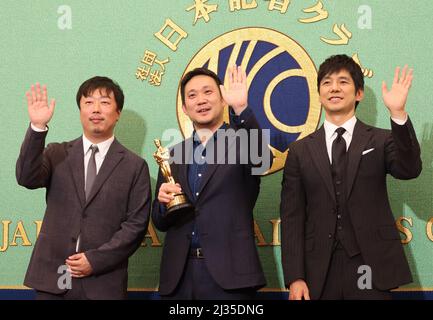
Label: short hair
xmin=317 ymin=54 xmax=364 ymax=107
xmin=76 ymin=76 xmax=124 ymax=112
xmin=180 ymin=68 xmax=222 ymax=105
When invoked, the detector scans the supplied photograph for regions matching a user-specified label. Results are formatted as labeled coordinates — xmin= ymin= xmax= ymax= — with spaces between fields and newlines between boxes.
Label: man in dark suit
xmin=280 ymin=55 xmax=421 ymax=300
xmin=152 ymin=66 xmax=272 ymax=299
xmin=16 ymin=77 xmax=151 ymax=299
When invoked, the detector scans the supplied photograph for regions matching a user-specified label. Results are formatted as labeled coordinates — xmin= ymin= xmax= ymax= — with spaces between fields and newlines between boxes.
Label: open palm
xmin=26 ymin=83 xmax=56 ymax=129
xmin=220 ymin=65 xmax=248 ymax=114
xmin=382 ymin=65 xmax=413 ymax=116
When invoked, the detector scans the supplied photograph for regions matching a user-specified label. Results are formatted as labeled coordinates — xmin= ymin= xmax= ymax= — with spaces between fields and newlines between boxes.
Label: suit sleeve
xmin=85 ymin=159 xmax=152 ymax=275
xmin=151 ymin=169 xmax=173 ymax=232
xmin=16 ymin=125 xmax=52 ymax=189
xmin=280 ymin=144 xmax=307 ymax=287
xmin=230 ymin=106 xmax=273 ymax=175
xmin=385 ymin=117 xmax=422 ymax=179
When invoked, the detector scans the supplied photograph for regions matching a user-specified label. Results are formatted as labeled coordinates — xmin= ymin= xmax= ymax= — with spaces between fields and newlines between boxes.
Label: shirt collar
xmin=192 ymin=122 xmax=228 ymax=147
xmin=82 ymin=134 xmax=115 ymax=157
xmin=324 ymin=115 xmax=357 ymax=140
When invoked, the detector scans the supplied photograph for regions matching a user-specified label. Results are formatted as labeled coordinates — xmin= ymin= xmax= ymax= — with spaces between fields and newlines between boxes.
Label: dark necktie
xmin=331 ymin=127 xmax=347 ymax=177
xmin=85 ymin=145 xmax=98 ymax=200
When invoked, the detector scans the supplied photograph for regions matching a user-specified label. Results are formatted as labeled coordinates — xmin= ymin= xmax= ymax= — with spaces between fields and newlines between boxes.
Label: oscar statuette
xmin=153 ymin=139 xmax=193 ymax=215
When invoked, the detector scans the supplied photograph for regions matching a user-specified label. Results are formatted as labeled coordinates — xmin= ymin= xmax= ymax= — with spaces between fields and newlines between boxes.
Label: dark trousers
xmin=35 ymin=278 xmax=88 ymax=300
xmin=319 ymin=245 xmax=392 ymax=300
xmin=162 ymin=256 xmax=256 ymax=300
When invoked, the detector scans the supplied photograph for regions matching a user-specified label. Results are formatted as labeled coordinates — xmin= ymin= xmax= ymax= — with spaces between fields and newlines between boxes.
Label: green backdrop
xmin=1 ymin=0 xmax=432 ymax=293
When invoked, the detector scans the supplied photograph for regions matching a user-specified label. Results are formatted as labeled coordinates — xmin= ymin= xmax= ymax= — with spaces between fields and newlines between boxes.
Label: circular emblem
xmin=177 ymin=27 xmax=321 ymax=174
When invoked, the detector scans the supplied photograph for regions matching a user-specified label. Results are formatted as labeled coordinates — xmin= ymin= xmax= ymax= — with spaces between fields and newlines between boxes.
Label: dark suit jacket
xmin=152 ymin=111 xmax=272 ymax=295
xmin=280 ymin=118 xmax=422 ymax=299
xmin=16 ymin=126 xmax=151 ymax=299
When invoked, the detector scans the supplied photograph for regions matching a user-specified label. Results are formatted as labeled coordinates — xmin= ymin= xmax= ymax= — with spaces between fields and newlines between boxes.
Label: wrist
xmin=389 ymin=110 xmax=407 ymax=121
xmin=231 ymin=103 xmax=248 ymax=115
xmin=30 ymin=122 xmax=48 ymax=131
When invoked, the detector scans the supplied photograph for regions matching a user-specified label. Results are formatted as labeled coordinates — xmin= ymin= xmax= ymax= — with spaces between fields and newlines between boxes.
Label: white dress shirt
xmin=323 ymin=115 xmax=407 ymax=164
xmin=324 ymin=116 xmax=357 ymax=165
xmin=77 ymin=135 xmax=114 ymax=252
xmin=82 ymin=134 xmax=114 ymax=188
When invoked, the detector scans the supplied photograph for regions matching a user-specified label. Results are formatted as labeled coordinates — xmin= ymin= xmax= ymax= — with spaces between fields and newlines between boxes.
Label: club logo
xmin=176 ymin=27 xmax=321 ymax=174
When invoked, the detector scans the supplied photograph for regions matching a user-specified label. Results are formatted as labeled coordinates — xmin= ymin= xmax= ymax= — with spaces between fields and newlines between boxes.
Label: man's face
xmin=79 ymin=88 xmax=120 ymax=141
xmin=182 ymin=75 xmax=225 ymax=129
xmin=319 ymin=69 xmax=364 ymax=115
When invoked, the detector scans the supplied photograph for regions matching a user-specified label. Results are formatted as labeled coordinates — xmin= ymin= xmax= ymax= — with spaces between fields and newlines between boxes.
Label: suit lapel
xmin=346 ymin=120 xmax=373 ymax=198
xmin=66 ymin=137 xmax=86 ymax=208
xmin=84 ymin=138 xmax=125 ymax=208
xmin=306 ymin=126 xmax=336 ymax=203
xmin=196 ymin=130 xmax=236 ymax=197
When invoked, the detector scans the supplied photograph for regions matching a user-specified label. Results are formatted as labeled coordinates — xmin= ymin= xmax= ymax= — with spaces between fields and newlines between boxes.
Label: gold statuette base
xmin=166 ymin=192 xmax=193 ymax=215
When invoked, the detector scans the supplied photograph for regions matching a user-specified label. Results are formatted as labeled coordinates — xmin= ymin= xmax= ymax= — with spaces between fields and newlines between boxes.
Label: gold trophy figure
xmin=153 ymin=139 xmax=193 ymax=214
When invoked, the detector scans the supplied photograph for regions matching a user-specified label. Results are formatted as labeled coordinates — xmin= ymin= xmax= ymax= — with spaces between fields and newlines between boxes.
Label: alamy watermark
xmin=57 ymin=264 xmax=72 ymax=290
xmin=161 ymin=127 xmax=272 ymax=175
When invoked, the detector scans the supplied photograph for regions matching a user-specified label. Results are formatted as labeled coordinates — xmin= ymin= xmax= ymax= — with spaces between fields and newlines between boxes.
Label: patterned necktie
xmin=331 ymin=127 xmax=347 ymax=177
xmin=85 ymin=145 xmax=98 ymax=200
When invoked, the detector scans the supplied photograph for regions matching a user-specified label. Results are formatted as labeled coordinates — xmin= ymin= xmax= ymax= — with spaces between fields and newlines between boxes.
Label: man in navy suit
xmin=152 ymin=66 xmax=273 ymax=299
xmin=280 ymin=55 xmax=421 ymax=299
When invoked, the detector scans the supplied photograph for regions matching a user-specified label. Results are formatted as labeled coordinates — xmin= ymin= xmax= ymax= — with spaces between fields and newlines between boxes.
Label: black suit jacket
xmin=16 ymin=126 xmax=151 ymax=299
xmin=280 ymin=118 xmax=421 ymax=299
xmin=152 ymin=111 xmax=272 ymax=295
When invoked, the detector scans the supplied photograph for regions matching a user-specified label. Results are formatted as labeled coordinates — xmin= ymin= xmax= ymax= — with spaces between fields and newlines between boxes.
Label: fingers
xmin=25 ymin=91 xmax=32 ymax=107
xmin=403 ymin=68 xmax=414 ymax=88
xmin=399 ymin=65 xmax=408 ymax=84
xmin=392 ymin=66 xmax=400 ymax=84
xmin=158 ymin=183 xmax=182 ymax=204
xmin=158 ymin=193 xmax=173 ymax=204
xmin=27 ymin=83 xmax=51 ymax=106
xmin=289 ymin=291 xmax=302 ymax=300
xmin=381 ymin=81 xmax=388 ymax=96
xmin=239 ymin=65 xmax=246 ymax=84
xmin=36 ymin=83 xmax=42 ymax=101
xmin=67 ymin=265 xmax=85 ymax=278
xmin=42 ymin=85 xmax=47 ymax=103
xmin=219 ymin=84 xmax=227 ymax=102
xmin=49 ymin=98 xmax=56 ymax=113
xmin=31 ymin=84 xmax=37 ymax=102
xmin=233 ymin=65 xmax=238 ymax=83
xmin=229 ymin=65 xmax=246 ymax=84
xmin=66 ymin=259 xmax=81 ymax=267
xmin=70 ymin=272 xmax=84 ymax=278
xmin=68 ymin=253 xmax=81 ymax=260
xmin=289 ymin=280 xmax=309 ymax=300
xmin=394 ymin=65 xmax=413 ymax=85
xmin=161 ymin=183 xmax=182 ymax=194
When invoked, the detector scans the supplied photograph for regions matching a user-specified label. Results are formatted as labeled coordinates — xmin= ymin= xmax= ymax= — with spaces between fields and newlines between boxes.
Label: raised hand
xmin=382 ymin=65 xmax=413 ymax=120
xmin=25 ymin=83 xmax=56 ymax=129
xmin=220 ymin=65 xmax=248 ymax=115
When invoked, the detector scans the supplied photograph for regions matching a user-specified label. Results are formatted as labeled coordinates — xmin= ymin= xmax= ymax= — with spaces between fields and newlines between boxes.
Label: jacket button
xmin=328 ymin=233 xmax=332 ymax=239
